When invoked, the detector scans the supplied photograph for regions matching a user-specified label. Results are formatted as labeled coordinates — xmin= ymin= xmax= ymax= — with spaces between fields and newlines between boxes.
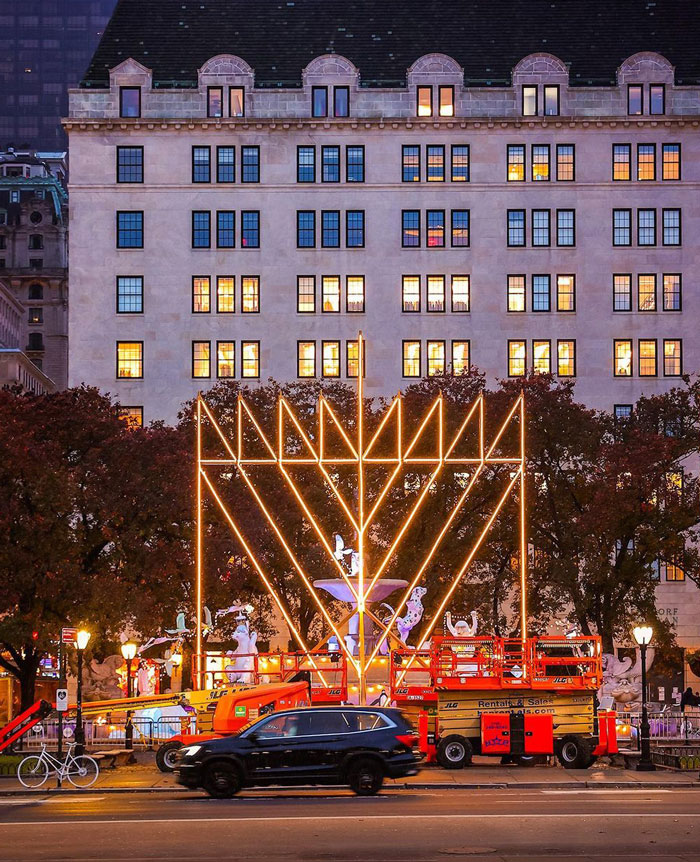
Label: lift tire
xmin=203 ymin=760 xmax=243 ymax=798
xmin=156 ymin=741 xmax=183 ymax=773
xmin=437 ymin=735 xmax=473 ymax=770
xmin=556 ymin=735 xmax=593 ymax=769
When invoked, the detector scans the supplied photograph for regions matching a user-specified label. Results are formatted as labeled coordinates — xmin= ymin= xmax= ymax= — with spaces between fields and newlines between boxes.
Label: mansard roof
xmin=82 ymin=0 xmax=700 ymax=89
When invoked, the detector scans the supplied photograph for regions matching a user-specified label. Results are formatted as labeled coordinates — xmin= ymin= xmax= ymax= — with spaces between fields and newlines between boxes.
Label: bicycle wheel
xmin=17 ymin=756 xmax=50 ymax=789
xmin=67 ymin=755 xmax=99 ymax=788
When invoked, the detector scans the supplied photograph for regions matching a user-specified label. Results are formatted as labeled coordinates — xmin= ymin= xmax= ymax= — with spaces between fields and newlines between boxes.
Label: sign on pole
xmin=61 ymin=628 xmax=78 ymax=644
xmin=55 ymin=689 xmax=68 ymax=712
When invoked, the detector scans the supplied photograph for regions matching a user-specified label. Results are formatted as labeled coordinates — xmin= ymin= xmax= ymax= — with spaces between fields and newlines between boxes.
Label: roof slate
xmin=81 ymin=0 xmax=699 ymax=88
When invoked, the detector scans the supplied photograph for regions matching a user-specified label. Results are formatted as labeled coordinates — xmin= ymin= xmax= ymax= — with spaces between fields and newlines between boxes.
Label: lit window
xmin=242 ymin=276 xmax=259 ymax=312
xmin=507 ymin=275 xmax=526 ymax=312
xmin=241 ymin=146 xmax=259 ymax=182
xmin=427 ymin=341 xmax=445 ymax=376
xmin=207 ymin=87 xmax=223 ymax=118
xmin=451 ymin=145 xmax=469 ymax=181
xmin=402 ymin=275 xmax=420 ymax=312
xmin=613 ymin=210 xmax=631 ymax=246
xmin=297 ymin=275 xmax=315 ymax=313
xmin=298 ymin=341 xmax=316 ymax=377
xmin=637 ymin=144 xmax=655 ymax=181
xmin=346 ymin=210 xmax=364 ymax=247
xmin=532 ymin=210 xmax=550 ymax=246
xmin=322 ymin=341 xmax=340 ymax=377
xmin=321 ymin=211 xmax=340 ymax=248
xmin=662 ymin=144 xmax=680 ymax=181
xmin=533 ymin=340 xmax=551 ymax=374
xmin=322 ymin=276 xmax=340 ymax=312
xmin=627 ymin=85 xmax=643 ymax=115
xmin=297 ymin=146 xmax=315 ymax=182
xmin=347 ymin=340 xmax=362 ymax=377
xmin=637 ymin=274 xmax=656 ymax=311
xmin=439 ymin=85 xmax=454 ymax=117
xmin=427 ymin=276 xmax=445 ymax=312
xmin=507 ymin=145 xmax=525 ymax=181
xmin=522 ymin=86 xmax=537 ymax=116
xmin=532 ymin=275 xmax=550 ymax=312
xmin=507 ymin=210 xmax=525 ymax=246
xmin=613 ymin=340 xmax=632 ymax=376
xmin=346 ymin=275 xmax=365 ymax=312
xmin=556 ymin=210 xmax=574 ymax=246
xmin=403 ymin=341 xmax=421 ymax=377
xmin=556 ymin=275 xmax=575 ymax=312
xmin=192 ymin=146 xmax=211 ymax=183
xmin=557 ymin=340 xmax=575 ymax=377
xmin=217 ymin=146 xmax=235 ymax=183
xmin=614 ymin=404 xmax=632 ymax=421
xmin=427 ymin=210 xmax=444 ymax=247
xmin=544 ymin=85 xmax=559 ymax=116
xmin=662 ymin=209 xmax=680 ymax=246
xmin=217 ymin=341 xmax=235 ymax=378
xmin=452 ymin=341 xmax=470 ymax=375
xmin=322 ymin=146 xmax=340 ymax=182
xmin=346 ymin=146 xmax=364 ymax=182
xmin=427 ymin=145 xmax=445 ymax=182
xmin=117 ymin=276 xmax=143 ymax=313
xmin=402 ymin=210 xmax=420 ymax=247
xmin=192 ymin=211 xmax=211 ymax=248
xmin=508 ymin=340 xmax=526 ymax=377
xmin=556 ymin=144 xmax=574 ymax=181
xmin=118 ymin=407 xmax=143 ymax=428
xmin=613 ymin=144 xmax=631 ymax=181
xmin=192 ymin=341 xmax=211 ymax=378
xmin=117 ymin=211 xmax=143 ymax=248
xmin=402 ymin=146 xmax=420 ymax=182
xmin=217 ymin=276 xmax=235 ymax=313
xmin=28 ymin=307 xmax=43 ymax=324
xmin=663 ymin=339 xmax=682 ymax=376
xmin=649 ymin=84 xmax=665 ymax=115
xmin=532 ymin=145 xmax=550 ymax=181
xmin=120 ymin=86 xmax=140 ymax=118
xmin=312 ymin=86 xmax=328 ymax=117
xmin=242 ymin=211 xmax=259 ymax=248
xmin=241 ymin=341 xmax=259 ymax=378
xmin=229 ymin=86 xmax=245 ymax=117
xmin=451 ymin=210 xmax=469 ymax=247
xmin=117 ymin=146 xmax=143 ymax=183
xmin=663 ymin=274 xmax=681 ymax=311
xmin=639 ymin=340 xmax=657 ymax=376
xmin=117 ymin=342 xmax=143 ymax=378
xmin=638 ymin=209 xmax=656 ymax=246
xmin=297 ymin=211 xmax=315 ymax=247
xmin=216 ymin=211 xmax=235 ymax=248
xmin=662 ymin=559 xmax=684 ymax=581
xmin=451 ymin=275 xmax=470 ymax=312
xmin=193 ymin=276 xmax=210 ymax=313
xmin=417 ymin=86 xmax=432 ymax=117
xmin=333 ymin=86 xmax=349 ymax=117
xmin=613 ymin=275 xmax=632 ymax=311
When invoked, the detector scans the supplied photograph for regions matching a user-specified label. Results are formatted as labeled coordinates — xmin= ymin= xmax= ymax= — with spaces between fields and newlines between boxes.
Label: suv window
xmin=306 ymin=711 xmax=354 ymax=735
xmin=255 ymin=713 xmax=306 ymax=739
xmin=348 ymin=712 xmax=391 ymax=732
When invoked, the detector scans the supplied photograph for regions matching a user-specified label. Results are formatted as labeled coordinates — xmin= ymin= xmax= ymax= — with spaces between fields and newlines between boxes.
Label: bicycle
xmin=17 ymin=743 xmax=100 ymax=789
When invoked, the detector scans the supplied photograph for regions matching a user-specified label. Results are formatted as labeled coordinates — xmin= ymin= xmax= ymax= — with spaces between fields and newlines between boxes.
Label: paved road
xmin=1 ymin=787 xmax=699 ymax=861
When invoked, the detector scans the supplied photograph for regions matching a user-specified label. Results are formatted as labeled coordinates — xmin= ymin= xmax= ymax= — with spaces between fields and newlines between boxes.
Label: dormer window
xmin=207 ymin=87 xmax=223 ymax=118
xmin=544 ymin=85 xmax=559 ymax=116
xmin=229 ymin=87 xmax=245 ymax=117
xmin=627 ymin=85 xmax=643 ymax=115
xmin=438 ymin=86 xmax=454 ymax=117
xmin=333 ymin=86 xmax=349 ymax=117
xmin=312 ymin=86 xmax=328 ymax=117
xmin=522 ymin=86 xmax=537 ymax=116
xmin=119 ymin=86 xmax=141 ymax=118
xmin=417 ymin=86 xmax=432 ymax=117
xmin=650 ymin=84 xmax=665 ymax=115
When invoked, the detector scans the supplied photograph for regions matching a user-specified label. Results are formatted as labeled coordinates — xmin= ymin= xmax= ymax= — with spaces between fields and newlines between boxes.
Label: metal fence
xmin=18 ymin=715 xmax=193 ymax=752
xmin=617 ymin=707 xmax=700 ymax=749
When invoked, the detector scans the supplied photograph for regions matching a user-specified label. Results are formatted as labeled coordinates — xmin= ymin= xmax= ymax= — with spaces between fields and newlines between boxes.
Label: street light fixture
xmin=75 ymin=629 xmax=91 ymax=755
xmin=120 ymin=641 xmax=138 ymax=750
xmin=633 ymin=625 xmax=656 ymax=772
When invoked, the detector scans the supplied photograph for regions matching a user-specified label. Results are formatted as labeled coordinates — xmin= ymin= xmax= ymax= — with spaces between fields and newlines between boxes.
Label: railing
xmin=17 ymin=717 xmax=186 ymax=752
xmin=528 ymin=636 xmax=602 ymax=689
xmin=617 ymin=707 xmax=700 ymax=748
xmin=390 ymin=649 xmax=436 ymax=703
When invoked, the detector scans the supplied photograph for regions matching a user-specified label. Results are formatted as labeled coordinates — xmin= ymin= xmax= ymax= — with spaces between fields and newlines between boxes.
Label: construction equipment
xmin=0 ymin=700 xmax=53 ymax=754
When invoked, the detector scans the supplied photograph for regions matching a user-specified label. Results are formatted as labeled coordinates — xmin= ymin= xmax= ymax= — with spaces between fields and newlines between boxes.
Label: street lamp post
xmin=170 ymin=651 xmax=183 ymax=693
xmin=633 ymin=625 xmax=656 ymax=772
xmin=120 ymin=641 xmax=138 ymax=749
xmin=75 ymin=629 xmax=91 ymax=756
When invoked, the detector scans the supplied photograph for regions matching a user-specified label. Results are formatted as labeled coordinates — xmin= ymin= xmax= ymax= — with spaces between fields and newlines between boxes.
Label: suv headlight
xmin=179 ymin=745 xmax=202 ymax=757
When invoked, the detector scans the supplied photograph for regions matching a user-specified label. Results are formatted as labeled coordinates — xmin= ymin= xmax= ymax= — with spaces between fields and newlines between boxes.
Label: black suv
xmin=175 ymin=706 xmax=421 ymax=797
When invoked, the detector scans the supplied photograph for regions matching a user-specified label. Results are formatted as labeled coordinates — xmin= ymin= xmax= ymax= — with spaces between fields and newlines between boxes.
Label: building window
xmin=216 ymin=211 xmax=235 ymax=248
xmin=312 ymin=86 xmax=328 ymax=117
xmin=522 ymin=86 xmax=537 ymax=116
xmin=427 ymin=341 xmax=446 ymax=376
xmin=417 ymin=86 xmax=432 ymax=117
xmin=451 ymin=275 xmax=470 ymax=312
xmin=347 ymin=340 xmax=362 ymax=377
xmin=242 ymin=211 xmax=260 ymax=248
xmin=508 ymin=275 xmax=526 ymax=312
xmin=207 ymin=86 xmax=223 ymax=118
xmin=119 ymin=407 xmax=143 ymax=428
xmin=346 ymin=146 xmax=364 ymax=182
xmin=427 ymin=210 xmax=445 ymax=247
xmin=532 ymin=275 xmax=551 ymax=312
xmin=297 ymin=211 xmax=315 ymax=247
xmin=557 ymin=340 xmax=575 ymax=377
xmin=531 ymin=145 xmax=550 ymax=181
xmin=452 ymin=341 xmax=470 ymax=375
xmin=662 ymin=559 xmax=684 ymax=581
xmin=402 ymin=275 xmax=420 ymax=312
xmin=192 ymin=276 xmax=210 ymax=313
xmin=614 ymin=404 xmax=632 ymax=421
xmin=297 ymin=146 xmax=315 ymax=183
xmin=427 ymin=145 xmax=445 ymax=182
xmin=321 ymin=211 xmax=340 ymax=248
xmin=117 ymin=146 xmax=143 ymax=183
xmin=637 ymin=144 xmax=655 ymax=181
xmin=533 ymin=340 xmax=551 ymax=374
xmin=662 ymin=209 xmax=681 ymax=246
xmin=450 ymin=210 xmax=469 ymax=247
xmin=116 ymin=275 xmax=143 ymax=313
xmin=507 ymin=210 xmax=525 ymax=246
xmin=402 ymin=210 xmax=420 ymax=247
xmin=614 ymin=340 xmax=632 ymax=376
xmin=333 ymin=86 xmax=349 ymax=118
xmin=117 ymin=211 xmax=143 ymax=248
xmin=663 ymin=339 xmax=682 ymax=376
xmin=192 ymin=146 xmax=211 ymax=183
xmin=544 ymin=85 xmax=559 ymax=116
xmin=298 ymin=341 xmax=316 ymax=377
xmin=663 ymin=274 xmax=681 ymax=311
xmin=346 ymin=275 xmax=365 ymax=312
xmin=242 ymin=276 xmax=259 ymax=313
xmin=27 ymin=332 xmax=44 ymax=351
xmin=191 ymin=211 xmax=211 ymax=248
xmin=28 ymin=283 xmax=43 ymax=300
xmin=508 ymin=340 xmax=526 ymax=377
xmin=649 ymin=84 xmax=665 ymax=115
xmin=192 ymin=341 xmax=211 ymax=378
xmin=28 ymin=307 xmax=43 ymax=324
xmin=28 ymin=234 xmax=43 ymax=249
xmin=613 ymin=144 xmax=631 ymax=181
xmin=403 ymin=341 xmax=421 ymax=377
xmin=322 ymin=341 xmax=340 ymax=377
xmin=613 ymin=274 xmax=632 ymax=311
xmin=29 ymin=259 xmax=43 ymax=269
xmin=322 ymin=146 xmax=340 ymax=183
xmin=119 ymin=86 xmax=140 ymax=118
xmin=427 ymin=275 xmax=445 ymax=312
xmin=638 ymin=209 xmax=656 ymax=246
xmin=627 ymin=85 xmax=643 ymax=115
xmin=637 ymin=274 xmax=656 ymax=311
xmin=662 ymin=144 xmax=680 ymax=181
xmin=346 ymin=211 xmax=364 ymax=247
xmin=439 ymin=85 xmax=454 ymax=117
xmin=229 ymin=86 xmax=245 ymax=118
xmin=217 ymin=146 xmax=235 ymax=183
xmin=217 ymin=341 xmax=235 ymax=378
xmin=556 ymin=144 xmax=574 ymax=181
xmin=117 ymin=341 xmax=143 ymax=378
xmin=532 ymin=209 xmax=550 ymax=246
xmin=507 ymin=145 xmax=525 ymax=181
xmin=402 ymin=146 xmax=420 ymax=182
xmin=241 ymin=146 xmax=259 ymax=182
xmin=556 ymin=275 xmax=575 ymax=311
xmin=241 ymin=341 xmax=259 ymax=378
xmin=556 ymin=210 xmax=575 ymax=247
xmin=322 ymin=276 xmax=340 ymax=312
xmin=613 ymin=209 xmax=631 ymax=246
xmin=639 ymin=339 xmax=657 ymax=376
xmin=216 ymin=276 xmax=235 ymax=313
xmin=297 ymin=276 xmax=315 ymax=313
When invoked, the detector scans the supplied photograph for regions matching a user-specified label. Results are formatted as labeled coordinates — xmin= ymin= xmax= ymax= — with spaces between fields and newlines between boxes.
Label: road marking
xmin=44 ymin=795 xmax=105 ymax=804
xmin=0 ymin=799 xmax=46 ymax=805
xmin=541 ymin=789 xmax=672 ymax=794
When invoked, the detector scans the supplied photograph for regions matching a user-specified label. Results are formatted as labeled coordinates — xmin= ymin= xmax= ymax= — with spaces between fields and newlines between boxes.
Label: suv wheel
xmin=437 ymin=734 xmax=473 ymax=769
xmin=156 ymin=741 xmax=182 ymax=773
xmin=203 ymin=761 xmax=243 ymax=798
xmin=556 ymin=735 xmax=593 ymax=769
xmin=347 ymin=757 xmax=384 ymax=796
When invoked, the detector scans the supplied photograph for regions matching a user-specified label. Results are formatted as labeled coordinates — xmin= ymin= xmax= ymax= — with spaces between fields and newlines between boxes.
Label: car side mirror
xmin=247 ymin=731 xmax=259 ymax=743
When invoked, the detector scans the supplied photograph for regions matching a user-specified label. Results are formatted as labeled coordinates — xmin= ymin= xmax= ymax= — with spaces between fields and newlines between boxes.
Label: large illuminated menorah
xmin=195 ymin=333 xmax=527 ymax=703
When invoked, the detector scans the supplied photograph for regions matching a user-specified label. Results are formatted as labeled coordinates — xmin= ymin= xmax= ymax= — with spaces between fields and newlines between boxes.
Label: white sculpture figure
xmin=333 ymin=534 xmax=361 ymax=655
xmin=216 ymin=602 xmax=254 ymax=620
xmin=165 ymin=612 xmax=190 ymax=637
xmin=382 ymin=586 xmax=428 ymax=644
xmin=203 ymin=606 xmax=213 ymax=637
xmin=445 ymin=610 xmax=478 ymax=638
xmin=445 ymin=610 xmax=480 ymax=678
xmin=599 ymin=649 xmax=655 ymax=710
xmin=225 ymin=614 xmax=259 ymax=684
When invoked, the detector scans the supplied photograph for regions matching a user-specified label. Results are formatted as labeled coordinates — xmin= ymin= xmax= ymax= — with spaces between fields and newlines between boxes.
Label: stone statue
xmin=599 ymin=649 xmax=655 ymax=709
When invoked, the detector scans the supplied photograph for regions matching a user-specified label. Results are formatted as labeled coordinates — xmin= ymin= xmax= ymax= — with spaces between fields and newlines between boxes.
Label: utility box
xmin=523 ymin=713 xmax=554 ymax=754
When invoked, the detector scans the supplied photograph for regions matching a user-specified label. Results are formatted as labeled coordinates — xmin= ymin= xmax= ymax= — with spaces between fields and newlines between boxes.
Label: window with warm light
xmin=556 ymin=144 xmax=574 ymax=181
xmin=117 ymin=276 xmax=143 ymax=313
xmin=427 ymin=340 xmax=445 ymax=376
xmin=297 ymin=276 xmax=315 ymax=313
xmin=452 ymin=341 xmax=470 ymax=375
xmin=217 ymin=341 xmax=235 ymax=378
xmin=662 ymin=209 xmax=681 ymax=246
xmin=557 ymin=340 xmax=575 ymax=377
xmin=322 ymin=146 xmax=340 ymax=182
xmin=217 ymin=146 xmax=235 ymax=182
xmin=638 ymin=209 xmax=656 ymax=245
xmin=663 ymin=339 xmax=682 ymax=376
xmin=117 ymin=342 xmax=143 ymax=378
xmin=508 ymin=340 xmax=526 ymax=377
xmin=522 ymin=86 xmax=537 ymax=116
xmin=451 ymin=145 xmax=469 ymax=181
xmin=322 ymin=341 xmax=340 ymax=377
xmin=118 ymin=406 xmax=143 ymax=428
xmin=229 ymin=86 xmax=245 ymax=117
xmin=192 ymin=211 xmax=211 ymax=248
xmin=207 ymin=86 xmax=223 ymax=118
xmin=649 ymin=84 xmax=665 ymax=115
xmin=322 ymin=210 xmax=340 ymax=248
xmin=322 ymin=276 xmax=340 ymax=312
xmin=556 ymin=275 xmax=575 ymax=311
xmin=427 ymin=275 xmax=445 ymax=312
xmin=663 ymin=274 xmax=681 ymax=311
xmin=532 ymin=210 xmax=550 ymax=246
xmin=402 ymin=210 xmax=420 ymax=247
xmin=639 ymin=339 xmax=657 ymax=376
xmin=402 ymin=146 xmax=420 ymax=182
xmin=427 ymin=145 xmax=445 ymax=182
xmin=637 ymin=144 xmax=655 ymax=181
xmin=532 ymin=275 xmax=550 ymax=311
xmin=663 ymin=559 xmax=684 ymax=581
xmin=614 ymin=339 xmax=632 ymax=376
xmin=637 ymin=274 xmax=656 ymax=311
xmin=417 ymin=86 xmax=432 ymax=117
xmin=532 ymin=145 xmax=550 ymax=181
xmin=662 ymin=144 xmax=680 ymax=180
xmin=544 ymin=85 xmax=559 ymax=116
xmin=402 ymin=275 xmax=420 ymax=312
xmin=216 ymin=211 xmax=235 ymax=248
xmin=242 ymin=276 xmax=259 ymax=313
xmin=427 ymin=210 xmax=445 ymax=247
xmin=192 ymin=146 xmax=211 ymax=183
xmin=216 ymin=276 xmax=235 ymax=313
xmin=627 ymin=85 xmax=643 ymax=115
xmin=347 ymin=340 xmax=361 ymax=377
xmin=613 ymin=210 xmax=631 ymax=246
xmin=193 ymin=276 xmax=210 ymax=313
xmin=533 ymin=340 xmax=551 ymax=374
xmin=297 ymin=211 xmax=315 ymax=247
xmin=451 ymin=275 xmax=470 ymax=312
xmin=507 ymin=145 xmax=525 ymax=181
xmin=613 ymin=274 xmax=632 ymax=311
xmin=402 ymin=341 xmax=421 ymax=377
xmin=241 ymin=341 xmax=259 ymax=378
xmin=439 ymin=85 xmax=454 ymax=116
xmin=298 ymin=341 xmax=316 ymax=377
xmin=507 ymin=210 xmax=525 ymax=246
xmin=192 ymin=341 xmax=211 ymax=378
xmin=451 ymin=210 xmax=469 ymax=247
xmin=508 ymin=275 xmax=525 ymax=312
xmin=613 ymin=144 xmax=631 ymax=181
xmin=556 ymin=210 xmax=575 ymax=247
xmin=346 ymin=275 xmax=365 ymax=312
